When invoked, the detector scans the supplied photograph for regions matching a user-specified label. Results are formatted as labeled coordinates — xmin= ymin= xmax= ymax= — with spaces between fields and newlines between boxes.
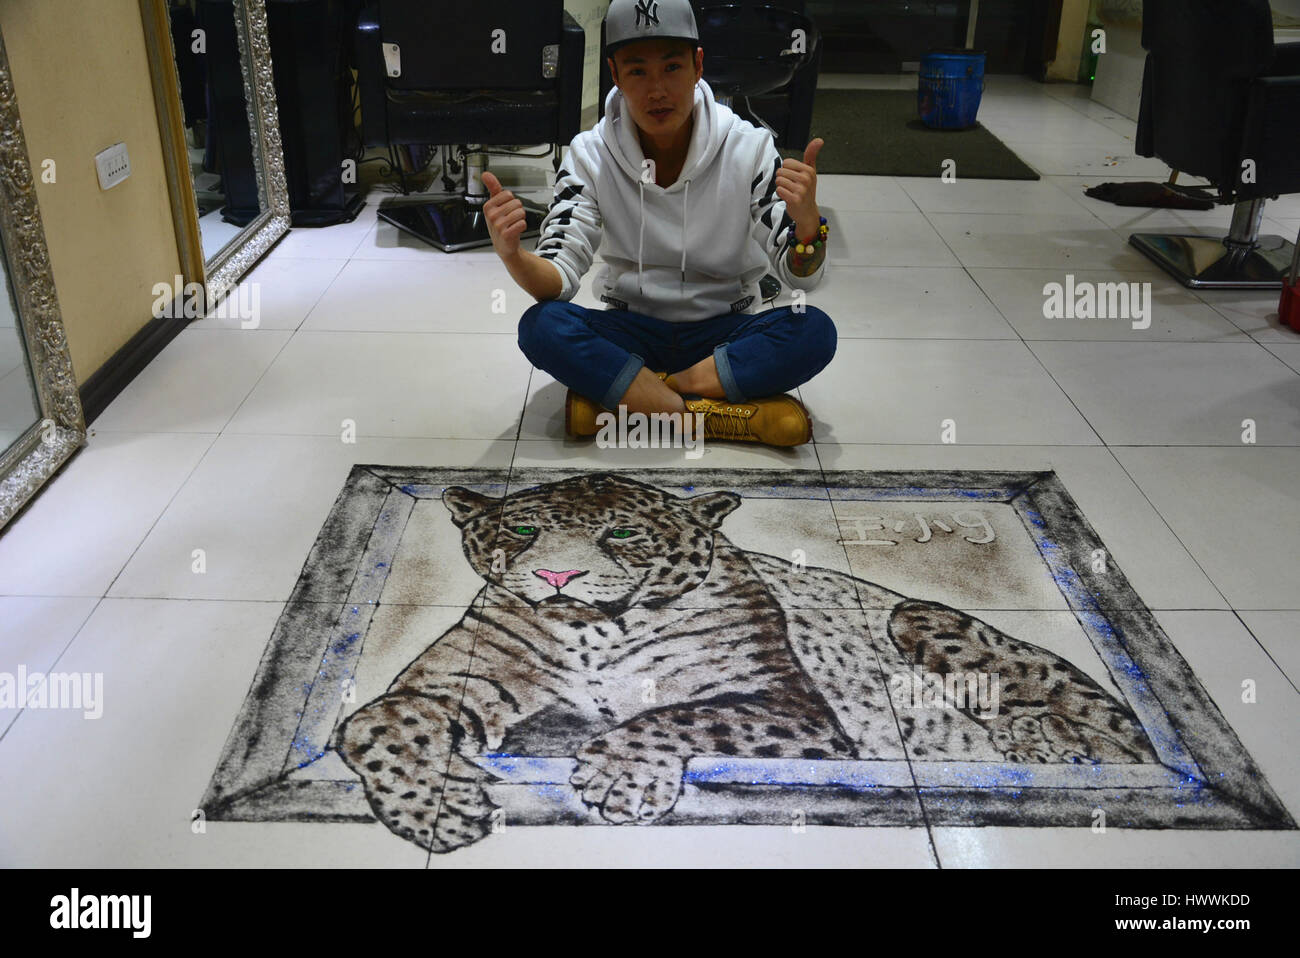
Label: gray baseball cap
xmin=605 ymin=0 xmax=699 ymax=56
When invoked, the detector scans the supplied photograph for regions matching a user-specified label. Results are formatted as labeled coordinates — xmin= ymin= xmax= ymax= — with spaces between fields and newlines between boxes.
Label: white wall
xmin=1047 ymin=0 xmax=1093 ymax=81
xmin=1091 ymin=20 xmax=1144 ymax=120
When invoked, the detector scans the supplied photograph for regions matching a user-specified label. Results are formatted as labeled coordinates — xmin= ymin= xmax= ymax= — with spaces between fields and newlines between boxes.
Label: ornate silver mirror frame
xmin=140 ymin=0 xmax=290 ymax=307
xmin=0 ymin=28 xmax=87 ymax=530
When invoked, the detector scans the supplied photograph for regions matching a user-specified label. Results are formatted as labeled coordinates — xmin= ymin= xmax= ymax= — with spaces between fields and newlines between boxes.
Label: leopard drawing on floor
xmin=333 ymin=473 xmax=1155 ymax=852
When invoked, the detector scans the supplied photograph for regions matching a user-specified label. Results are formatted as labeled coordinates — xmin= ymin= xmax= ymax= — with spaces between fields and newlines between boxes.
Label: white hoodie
xmin=534 ymin=78 xmax=826 ymax=323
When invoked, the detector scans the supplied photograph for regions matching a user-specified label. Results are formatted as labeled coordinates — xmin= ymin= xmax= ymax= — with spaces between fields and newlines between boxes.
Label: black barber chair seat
xmin=694 ymin=4 xmax=819 ymax=123
xmin=354 ymin=0 xmax=584 ymax=251
xmin=1130 ymin=0 xmax=1300 ymax=289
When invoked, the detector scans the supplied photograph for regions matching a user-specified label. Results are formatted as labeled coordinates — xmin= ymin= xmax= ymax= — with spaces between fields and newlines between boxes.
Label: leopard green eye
xmin=511 ymin=525 xmax=538 ymax=536
xmin=609 ymin=528 xmax=638 ymax=539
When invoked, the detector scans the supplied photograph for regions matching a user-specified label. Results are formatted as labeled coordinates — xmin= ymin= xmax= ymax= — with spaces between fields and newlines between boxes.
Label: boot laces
xmin=702 ymin=403 xmax=753 ymax=440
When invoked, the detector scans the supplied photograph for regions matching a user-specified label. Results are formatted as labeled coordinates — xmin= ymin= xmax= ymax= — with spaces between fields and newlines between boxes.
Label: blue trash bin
xmin=918 ymin=50 xmax=987 ymax=130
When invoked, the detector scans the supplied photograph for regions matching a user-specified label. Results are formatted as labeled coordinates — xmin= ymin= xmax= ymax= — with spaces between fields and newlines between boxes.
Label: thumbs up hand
xmin=775 ymin=137 xmax=824 ymax=242
xmin=481 ymin=170 xmax=527 ymax=261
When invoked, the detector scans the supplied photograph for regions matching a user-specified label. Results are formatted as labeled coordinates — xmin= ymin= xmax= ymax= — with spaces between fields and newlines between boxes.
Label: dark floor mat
xmin=777 ymin=88 xmax=1039 ymax=180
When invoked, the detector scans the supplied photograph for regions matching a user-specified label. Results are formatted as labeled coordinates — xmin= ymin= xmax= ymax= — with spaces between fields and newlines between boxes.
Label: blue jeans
xmin=517 ymin=300 xmax=837 ymax=409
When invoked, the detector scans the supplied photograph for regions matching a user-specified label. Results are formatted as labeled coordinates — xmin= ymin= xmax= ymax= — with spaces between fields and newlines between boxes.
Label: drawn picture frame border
xmin=201 ymin=466 xmax=1295 ymax=832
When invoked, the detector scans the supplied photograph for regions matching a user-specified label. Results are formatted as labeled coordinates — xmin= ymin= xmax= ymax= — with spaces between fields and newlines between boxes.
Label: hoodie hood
xmin=532 ymin=75 xmax=825 ymax=324
xmin=598 ymin=80 xmax=734 ymax=292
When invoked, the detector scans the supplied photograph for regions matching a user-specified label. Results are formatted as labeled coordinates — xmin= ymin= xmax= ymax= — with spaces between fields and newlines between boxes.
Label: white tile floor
xmin=2 ymin=74 xmax=1298 ymax=868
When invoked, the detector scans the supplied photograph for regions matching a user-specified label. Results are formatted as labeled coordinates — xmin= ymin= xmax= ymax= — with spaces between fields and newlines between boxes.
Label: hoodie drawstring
xmin=636 ymin=176 xmax=692 ymax=296
xmin=681 ymin=179 xmax=690 ymax=290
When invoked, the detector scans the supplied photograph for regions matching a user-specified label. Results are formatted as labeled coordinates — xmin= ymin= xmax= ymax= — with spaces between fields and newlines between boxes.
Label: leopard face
xmin=442 ymin=474 xmax=740 ymax=612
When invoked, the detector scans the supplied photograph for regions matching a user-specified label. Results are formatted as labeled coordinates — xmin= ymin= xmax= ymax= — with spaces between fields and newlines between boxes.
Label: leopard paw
xmin=992 ymin=714 xmax=1093 ymax=764
xmin=570 ymin=744 xmax=686 ymax=825
xmin=364 ymin=755 xmax=498 ymax=853
xmin=430 ymin=757 xmax=500 ymax=852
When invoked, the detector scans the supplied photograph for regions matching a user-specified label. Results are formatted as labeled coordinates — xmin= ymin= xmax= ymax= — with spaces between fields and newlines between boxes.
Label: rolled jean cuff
xmin=601 ymin=352 xmax=646 ymax=410
xmin=713 ymin=343 xmax=745 ymax=403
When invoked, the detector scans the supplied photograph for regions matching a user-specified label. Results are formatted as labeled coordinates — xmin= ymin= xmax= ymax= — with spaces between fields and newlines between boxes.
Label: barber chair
xmin=1130 ymin=0 xmax=1300 ymax=289
xmin=197 ymin=0 xmax=260 ymax=225
xmin=354 ymin=0 xmax=584 ymax=251
xmin=599 ymin=3 xmax=821 ymax=303
xmin=266 ymin=0 xmax=365 ymax=226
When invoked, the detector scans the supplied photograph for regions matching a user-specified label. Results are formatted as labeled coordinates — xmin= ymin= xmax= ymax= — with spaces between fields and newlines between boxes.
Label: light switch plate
xmin=95 ymin=142 xmax=131 ymax=190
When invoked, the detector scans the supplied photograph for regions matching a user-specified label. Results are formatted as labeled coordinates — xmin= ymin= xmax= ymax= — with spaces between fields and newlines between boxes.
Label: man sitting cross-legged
xmin=481 ymin=0 xmax=835 ymax=447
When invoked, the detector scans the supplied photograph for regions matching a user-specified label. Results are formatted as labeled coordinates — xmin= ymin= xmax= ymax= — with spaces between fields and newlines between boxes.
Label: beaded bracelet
xmin=787 ymin=216 xmax=828 ymax=275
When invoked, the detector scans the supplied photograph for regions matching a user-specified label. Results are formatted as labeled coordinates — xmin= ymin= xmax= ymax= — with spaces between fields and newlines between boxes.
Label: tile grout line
xmin=1100 ymin=447 xmax=1235 ymax=613
xmin=0 ymin=596 xmax=103 ymax=746
xmin=809 ymin=436 xmax=943 ymax=869
xmin=420 ymin=364 xmax=532 ymax=866
xmin=902 ymin=195 xmax=1113 ymax=450
xmin=1229 ymin=611 xmax=1300 ymax=698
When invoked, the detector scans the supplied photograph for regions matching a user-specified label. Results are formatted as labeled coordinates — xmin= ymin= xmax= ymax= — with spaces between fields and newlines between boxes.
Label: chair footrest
xmin=1129 ymin=232 xmax=1296 ymax=290
xmin=378 ymin=197 xmax=547 ymax=253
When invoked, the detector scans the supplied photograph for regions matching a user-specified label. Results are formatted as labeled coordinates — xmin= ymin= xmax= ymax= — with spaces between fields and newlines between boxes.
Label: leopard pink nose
xmin=534 ymin=569 xmax=584 ymax=589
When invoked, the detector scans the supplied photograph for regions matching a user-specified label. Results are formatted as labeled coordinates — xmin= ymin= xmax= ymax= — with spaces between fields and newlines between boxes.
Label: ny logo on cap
xmin=635 ymin=0 xmax=660 ymax=28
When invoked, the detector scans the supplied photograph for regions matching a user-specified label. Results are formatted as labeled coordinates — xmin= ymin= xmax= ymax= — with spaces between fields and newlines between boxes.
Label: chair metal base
xmin=289 ymin=193 xmax=366 ymax=228
xmin=1129 ymin=232 xmax=1296 ymax=290
xmin=377 ymin=195 xmax=547 ymax=253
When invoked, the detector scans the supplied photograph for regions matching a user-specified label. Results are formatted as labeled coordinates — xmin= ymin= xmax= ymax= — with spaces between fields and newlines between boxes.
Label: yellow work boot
xmin=565 ymin=372 xmax=679 ymax=438
xmin=565 ymin=390 xmax=603 ymax=438
xmin=684 ymin=394 xmax=813 ymax=447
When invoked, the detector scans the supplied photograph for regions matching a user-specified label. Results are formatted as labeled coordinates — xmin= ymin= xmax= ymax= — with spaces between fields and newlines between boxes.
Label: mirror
xmin=0 ymin=230 xmax=39 ymax=454
xmin=0 ymin=28 xmax=87 ymax=530
xmin=141 ymin=0 xmax=291 ymax=308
